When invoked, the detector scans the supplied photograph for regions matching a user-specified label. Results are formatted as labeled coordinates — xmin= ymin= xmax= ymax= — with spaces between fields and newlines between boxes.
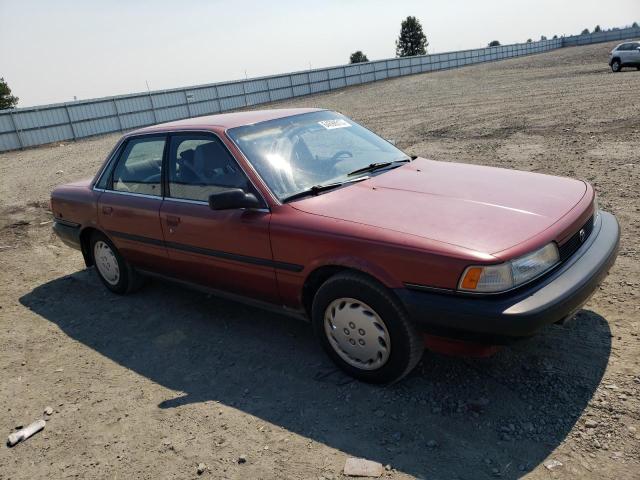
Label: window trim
xmin=93 ymin=130 xmax=269 ymax=211
xmin=96 ymin=133 xmax=168 ymax=198
xmin=164 ymin=131 xmax=267 ymax=208
xmin=93 ymin=137 xmax=127 ymax=191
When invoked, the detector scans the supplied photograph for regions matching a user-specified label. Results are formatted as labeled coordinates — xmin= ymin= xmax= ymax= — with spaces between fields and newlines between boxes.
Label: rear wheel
xmin=90 ymin=231 xmax=144 ymax=294
xmin=312 ymin=272 xmax=423 ymax=384
xmin=611 ymin=60 xmax=621 ymax=72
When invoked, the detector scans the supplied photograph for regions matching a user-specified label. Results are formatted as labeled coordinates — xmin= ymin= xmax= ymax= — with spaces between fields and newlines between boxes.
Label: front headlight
xmin=459 ymin=243 xmax=560 ymax=293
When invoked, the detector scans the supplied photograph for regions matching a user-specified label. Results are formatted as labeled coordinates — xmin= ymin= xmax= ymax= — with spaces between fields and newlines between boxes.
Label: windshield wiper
xmin=347 ymin=158 xmax=411 ymax=177
xmin=282 ymin=176 xmax=369 ymax=203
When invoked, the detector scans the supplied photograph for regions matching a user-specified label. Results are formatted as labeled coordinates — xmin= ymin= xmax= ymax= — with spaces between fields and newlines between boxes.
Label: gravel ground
xmin=1 ymin=41 xmax=639 ymax=479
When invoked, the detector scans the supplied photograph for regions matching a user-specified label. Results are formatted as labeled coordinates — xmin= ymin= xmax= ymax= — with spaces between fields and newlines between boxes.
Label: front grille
xmin=558 ymin=215 xmax=594 ymax=262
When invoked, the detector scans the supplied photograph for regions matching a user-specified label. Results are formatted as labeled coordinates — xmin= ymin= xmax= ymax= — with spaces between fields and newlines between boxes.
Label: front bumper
xmin=395 ymin=211 xmax=620 ymax=344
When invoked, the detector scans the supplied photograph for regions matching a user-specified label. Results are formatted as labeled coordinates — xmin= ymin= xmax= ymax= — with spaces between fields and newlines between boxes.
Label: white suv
xmin=609 ymin=41 xmax=640 ymax=72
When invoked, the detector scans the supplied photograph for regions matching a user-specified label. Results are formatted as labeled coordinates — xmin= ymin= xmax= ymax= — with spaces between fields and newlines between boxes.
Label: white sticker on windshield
xmin=318 ymin=119 xmax=351 ymax=130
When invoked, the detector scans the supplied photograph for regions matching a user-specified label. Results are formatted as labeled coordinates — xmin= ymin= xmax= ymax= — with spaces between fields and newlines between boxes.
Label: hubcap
xmin=94 ymin=240 xmax=120 ymax=285
xmin=324 ymin=298 xmax=391 ymax=370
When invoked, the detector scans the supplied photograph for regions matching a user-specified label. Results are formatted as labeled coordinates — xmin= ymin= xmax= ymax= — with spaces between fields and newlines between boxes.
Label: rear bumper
xmin=53 ymin=220 xmax=82 ymax=250
xmin=395 ymin=211 xmax=620 ymax=344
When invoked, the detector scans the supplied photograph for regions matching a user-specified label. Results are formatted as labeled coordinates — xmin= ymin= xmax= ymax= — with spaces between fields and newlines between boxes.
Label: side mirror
xmin=208 ymin=188 xmax=264 ymax=210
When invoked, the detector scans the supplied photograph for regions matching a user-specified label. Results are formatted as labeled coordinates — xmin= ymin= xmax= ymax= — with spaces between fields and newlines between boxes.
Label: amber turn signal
xmin=460 ymin=267 xmax=483 ymax=290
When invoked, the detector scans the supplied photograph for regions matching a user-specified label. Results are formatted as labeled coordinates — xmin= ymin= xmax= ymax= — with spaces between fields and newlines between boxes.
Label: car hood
xmin=289 ymin=158 xmax=587 ymax=255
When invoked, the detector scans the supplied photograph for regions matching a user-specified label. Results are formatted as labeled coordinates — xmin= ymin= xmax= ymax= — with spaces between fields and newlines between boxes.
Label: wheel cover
xmin=94 ymin=240 xmax=120 ymax=286
xmin=324 ymin=298 xmax=391 ymax=370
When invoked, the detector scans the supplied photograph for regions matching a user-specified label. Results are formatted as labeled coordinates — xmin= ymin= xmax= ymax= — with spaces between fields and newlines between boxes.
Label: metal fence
xmin=1 ymin=26 xmax=638 ymax=153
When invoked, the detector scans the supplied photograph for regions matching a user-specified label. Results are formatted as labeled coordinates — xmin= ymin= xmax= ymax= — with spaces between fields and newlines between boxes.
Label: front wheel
xmin=90 ymin=231 xmax=144 ymax=294
xmin=611 ymin=60 xmax=621 ymax=72
xmin=312 ymin=272 xmax=423 ymax=384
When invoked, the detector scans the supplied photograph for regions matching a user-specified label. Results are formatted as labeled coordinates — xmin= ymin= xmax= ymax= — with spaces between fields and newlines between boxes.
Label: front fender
xmin=303 ymin=254 xmax=402 ymax=289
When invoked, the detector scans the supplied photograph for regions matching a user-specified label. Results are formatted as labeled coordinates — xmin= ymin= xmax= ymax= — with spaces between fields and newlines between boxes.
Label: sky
xmin=1 ymin=0 xmax=639 ymax=107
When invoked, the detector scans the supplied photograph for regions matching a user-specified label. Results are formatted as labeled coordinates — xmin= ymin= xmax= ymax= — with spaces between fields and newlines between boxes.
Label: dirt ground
xmin=1 ymin=41 xmax=639 ymax=480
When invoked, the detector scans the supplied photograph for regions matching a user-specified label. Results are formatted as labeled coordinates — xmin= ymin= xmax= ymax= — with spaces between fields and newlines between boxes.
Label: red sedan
xmin=51 ymin=108 xmax=620 ymax=383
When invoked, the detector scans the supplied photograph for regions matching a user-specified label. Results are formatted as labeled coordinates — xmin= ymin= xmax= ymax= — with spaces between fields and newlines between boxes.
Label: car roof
xmin=130 ymin=108 xmax=326 ymax=135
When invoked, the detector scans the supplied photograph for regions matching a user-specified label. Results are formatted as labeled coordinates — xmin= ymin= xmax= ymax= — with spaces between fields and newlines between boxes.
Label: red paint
xmin=51 ymin=109 xmax=596 ymax=322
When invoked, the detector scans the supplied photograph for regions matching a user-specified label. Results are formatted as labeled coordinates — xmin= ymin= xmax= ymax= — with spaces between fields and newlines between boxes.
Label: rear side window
xmin=111 ymin=136 xmax=165 ymax=196
xmin=167 ymin=133 xmax=249 ymax=202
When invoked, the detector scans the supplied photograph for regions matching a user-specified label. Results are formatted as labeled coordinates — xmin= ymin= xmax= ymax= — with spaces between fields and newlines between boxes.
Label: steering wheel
xmin=329 ymin=150 xmax=354 ymax=175
xmin=330 ymin=150 xmax=353 ymax=162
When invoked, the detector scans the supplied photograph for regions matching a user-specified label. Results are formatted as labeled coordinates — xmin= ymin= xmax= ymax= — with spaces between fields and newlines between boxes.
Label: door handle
xmin=166 ymin=216 xmax=181 ymax=227
xmin=102 ymin=206 xmax=113 ymax=215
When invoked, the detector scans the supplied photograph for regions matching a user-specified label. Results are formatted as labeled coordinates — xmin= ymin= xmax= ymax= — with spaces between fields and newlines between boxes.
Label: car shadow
xmin=20 ymin=269 xmax=611 ymax=479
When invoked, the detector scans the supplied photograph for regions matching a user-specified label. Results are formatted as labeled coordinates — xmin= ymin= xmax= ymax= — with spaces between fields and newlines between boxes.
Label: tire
xmin=311 ymin=272 xmax=423 ymax=384
xmin=611 ymin=60 xmax=621 ymax=72
xmin=90 ymin=231 xmax=144 ymax=294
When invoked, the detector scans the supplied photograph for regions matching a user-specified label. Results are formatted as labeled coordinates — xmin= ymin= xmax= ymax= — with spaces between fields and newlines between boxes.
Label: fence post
xmin=148 ymin=93 xmax=157 ymax=124
xmin=183 ymin=91 xmax=192 ymax=118
xmin=241 ymin=81 xmax=248 ymax=108
xmin=214 ymin=85 xmax=223 ymax=112
xmin=113 ymin=99 xmax=123 ymax=131
xmin=63 ymin=104 xmax=77 ymax=140
xmin=267 ymin=81 xmax=273 ymax=103
xmin=7 ymin=110 xmax=24 ymax=149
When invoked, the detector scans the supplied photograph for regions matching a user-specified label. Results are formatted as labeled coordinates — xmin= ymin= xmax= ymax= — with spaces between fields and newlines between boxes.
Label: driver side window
xmin=168 ymin=133 xmax=250 ymax=202
xmin=111 ymin=136 xmax=165 ymax=196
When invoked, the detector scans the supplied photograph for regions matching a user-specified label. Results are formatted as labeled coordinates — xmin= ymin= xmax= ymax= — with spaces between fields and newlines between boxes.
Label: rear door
xmin=159 ymin=132 xmax=280 ymax=302
xmin=97 ymin=134 xmax=170 ymax=272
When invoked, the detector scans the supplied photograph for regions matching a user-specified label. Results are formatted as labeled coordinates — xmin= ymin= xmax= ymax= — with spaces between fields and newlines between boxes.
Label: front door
xmin=97 ymin=134 xmax=169 ymax=271
xmin=159 ymin=132 xmax=279 ymax=303
xmin=628 ymin=44 xmax=640 ymax=66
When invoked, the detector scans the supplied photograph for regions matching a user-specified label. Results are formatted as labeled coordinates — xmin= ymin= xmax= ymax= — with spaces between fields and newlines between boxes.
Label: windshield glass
xmin=227 ymin=111 xmax=410 ymax=201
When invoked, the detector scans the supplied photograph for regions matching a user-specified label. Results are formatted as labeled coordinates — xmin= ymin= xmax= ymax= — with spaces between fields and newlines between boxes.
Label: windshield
xmin=227 ymin=111 xmax=410 ymax=201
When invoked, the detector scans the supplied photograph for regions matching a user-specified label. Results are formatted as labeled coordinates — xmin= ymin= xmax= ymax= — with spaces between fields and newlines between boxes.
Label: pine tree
xmin=349 ymin=51 xmax=369 ymax=64
xmin=395 ymin=16 xmax=428 ymax=57
xmin=0 ymin=78 xmax=19 ymax=110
